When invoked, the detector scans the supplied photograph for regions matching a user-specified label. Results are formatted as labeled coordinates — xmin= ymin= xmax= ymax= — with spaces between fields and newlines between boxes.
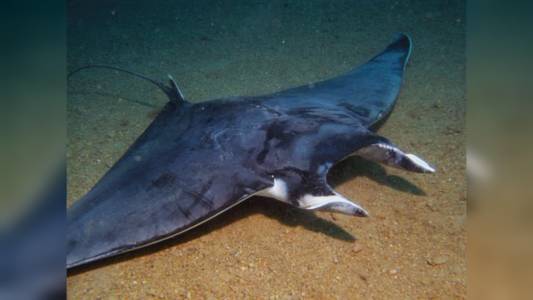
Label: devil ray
xmin=67 ymin=33 xmax=434 ymax=269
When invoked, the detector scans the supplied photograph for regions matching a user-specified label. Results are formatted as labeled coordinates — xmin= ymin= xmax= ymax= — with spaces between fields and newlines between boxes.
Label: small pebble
xmin=427 ymin=255 xmax=448 ymax=266
xmin=426 ymin=201 xmax=438 ymax=211
xmin=352 ymin=243 xmax=363 ymax=253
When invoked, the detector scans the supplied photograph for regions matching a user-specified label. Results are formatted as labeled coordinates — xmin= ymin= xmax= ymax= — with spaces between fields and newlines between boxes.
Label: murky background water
xmin=68 ymin=0 xmax=465 ymax=298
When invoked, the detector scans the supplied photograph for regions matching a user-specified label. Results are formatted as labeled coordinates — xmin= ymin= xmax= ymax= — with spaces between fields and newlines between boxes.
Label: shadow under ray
xmin=67 ymin=196 xmax=355 ymax=276
xmin=252 ymin=197 xmax=356 ymax=242
xmin=328 ymin=156 xmax=426 ymax=196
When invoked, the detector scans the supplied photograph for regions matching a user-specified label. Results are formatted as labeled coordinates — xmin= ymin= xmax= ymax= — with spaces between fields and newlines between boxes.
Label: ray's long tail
xmin=68 ymin=64 xmax=186 ymax=104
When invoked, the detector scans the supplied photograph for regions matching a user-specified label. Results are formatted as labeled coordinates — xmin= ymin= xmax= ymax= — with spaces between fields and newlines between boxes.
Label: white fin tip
xmin=405 ymin=153 xmax=436 ymax=173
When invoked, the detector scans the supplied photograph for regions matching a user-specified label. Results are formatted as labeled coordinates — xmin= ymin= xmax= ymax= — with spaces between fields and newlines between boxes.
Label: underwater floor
xmin=67 ymin=0 xmax=465 ymax=298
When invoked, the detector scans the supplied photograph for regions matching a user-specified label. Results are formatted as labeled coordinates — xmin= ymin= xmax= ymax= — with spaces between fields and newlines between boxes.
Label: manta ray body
xmin=67 ymin=33 xmax=434 ymax=269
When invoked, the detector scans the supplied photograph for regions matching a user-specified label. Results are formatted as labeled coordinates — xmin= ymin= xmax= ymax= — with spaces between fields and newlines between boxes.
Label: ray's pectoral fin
xmin=355 ymin=138 xmax=436 ymax=173
xmin=257 ymin=177 xmax=368 ymax=217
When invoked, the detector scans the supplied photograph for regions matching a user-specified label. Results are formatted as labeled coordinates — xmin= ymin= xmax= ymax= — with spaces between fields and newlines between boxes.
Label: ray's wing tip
xmin=425 ymin=164 xmax=437 ymax=174
xmin=356 ymin=207 xmax=370 ymax=217
xmin=391 ymin=32 xmax=412 ymax=48
xmin=405 ymin=153 xmax=436 ymax=174
xmin=388 ymin=32 xmax=413 ymax=65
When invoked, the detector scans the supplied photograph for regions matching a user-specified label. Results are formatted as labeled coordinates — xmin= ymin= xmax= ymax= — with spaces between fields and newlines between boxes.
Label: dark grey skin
xmin=67 ymin=33 xmax=434 ymax=269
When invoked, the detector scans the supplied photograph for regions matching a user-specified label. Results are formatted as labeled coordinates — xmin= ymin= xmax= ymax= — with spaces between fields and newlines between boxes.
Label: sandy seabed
xmin=67 ymin=0 xmax=465 ymax=298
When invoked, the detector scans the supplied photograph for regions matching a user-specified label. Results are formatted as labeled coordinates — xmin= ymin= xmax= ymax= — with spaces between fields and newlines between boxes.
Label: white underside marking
xmin=255 ymin=178 xmax=289 ymax=203
xmin=299 ymin=193 xmax=349 ymax=209
xmin=405 ymin=153 xmax=435 ymax=173
xmin=255 ymin=178 xmax=368 ymax=216
xmin=354 ymin=142 xmax=435 ymax=173
xmin=298 ymin=192 xmax=368 ymax=216
xmin=354 ymin=142 xmax=393 ymax=162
